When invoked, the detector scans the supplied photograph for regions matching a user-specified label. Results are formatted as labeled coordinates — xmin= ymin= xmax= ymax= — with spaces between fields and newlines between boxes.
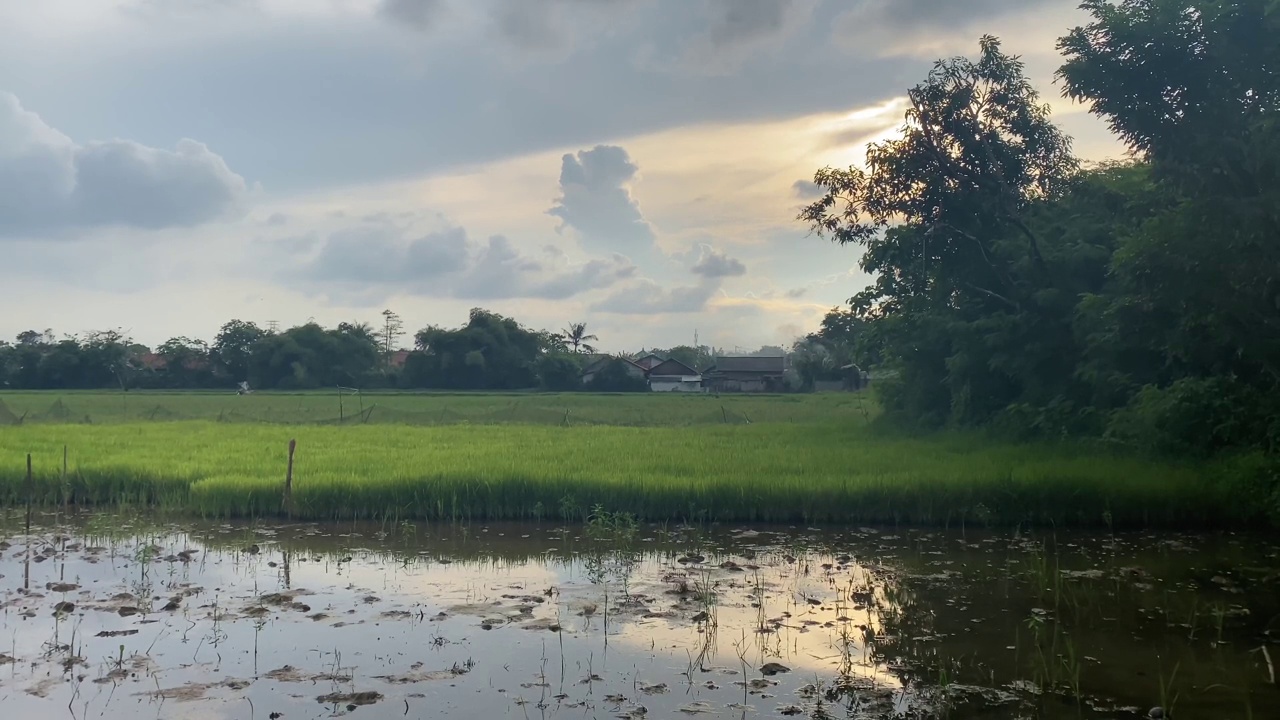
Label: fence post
xmin=62 ymin=445 xmax=68 ymax=516
xmin=283 ymin=439 xmax=297 ymax=518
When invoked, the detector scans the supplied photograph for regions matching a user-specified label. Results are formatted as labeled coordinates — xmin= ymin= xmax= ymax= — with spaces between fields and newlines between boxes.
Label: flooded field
xmin=1 ymin=513 xmax=1277 ymax=719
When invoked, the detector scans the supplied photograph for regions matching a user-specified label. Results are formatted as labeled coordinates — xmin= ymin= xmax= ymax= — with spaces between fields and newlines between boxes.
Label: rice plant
xmin=0 ymin=414 xmax=1250 ymax=527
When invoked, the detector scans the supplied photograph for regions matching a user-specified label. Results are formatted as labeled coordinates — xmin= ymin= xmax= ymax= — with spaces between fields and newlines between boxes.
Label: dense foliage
xmin=0 ymin=310 xmax=596 ymax=392
xmin=0 ymin=311 xmax=741 ymax=394
xmin=801 ymin=1 xmax=1279 ymax=467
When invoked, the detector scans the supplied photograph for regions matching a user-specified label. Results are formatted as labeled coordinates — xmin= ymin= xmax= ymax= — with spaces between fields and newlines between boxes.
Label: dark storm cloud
xmin=18 ymin=0 xmax=1058 ymax=196
xmin=706 ymin=0 xmax=797 ymax=46
xmin=0 ymin=92 xmax=246 ymax=238
xmin=842 ymin=0 xmax=1060 ymax=33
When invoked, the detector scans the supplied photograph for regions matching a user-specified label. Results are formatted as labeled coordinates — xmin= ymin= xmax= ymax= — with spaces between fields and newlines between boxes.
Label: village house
xmin=703 ymin=356 xmax=787 ymax=393
xmin=645 ymin=358 xmax=703 ymax=392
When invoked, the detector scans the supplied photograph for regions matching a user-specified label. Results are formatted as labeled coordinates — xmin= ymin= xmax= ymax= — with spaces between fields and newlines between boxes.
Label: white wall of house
xmin=649 ymin=376 xmax=704 ymax=392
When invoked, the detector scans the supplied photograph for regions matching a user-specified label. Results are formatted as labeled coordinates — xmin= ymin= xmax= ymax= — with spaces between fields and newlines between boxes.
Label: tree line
xmin=800 ymin=0 xmax=1279 ymax=460
xmin=0 ymin=310 xmax=759 ymax=393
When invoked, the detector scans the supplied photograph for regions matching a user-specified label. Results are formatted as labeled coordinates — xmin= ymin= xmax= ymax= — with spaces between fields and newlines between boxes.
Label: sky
xmin=0 ymin=0 xmax=1126 ymax=353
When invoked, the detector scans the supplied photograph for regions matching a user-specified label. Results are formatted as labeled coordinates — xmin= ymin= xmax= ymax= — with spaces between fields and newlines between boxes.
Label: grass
xmin=0 ymin=391 xmax=1250 ymax=527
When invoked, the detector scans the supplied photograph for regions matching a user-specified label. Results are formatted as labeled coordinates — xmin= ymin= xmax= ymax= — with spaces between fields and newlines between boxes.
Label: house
xmin=645 ymin=359 xmax=703 ymax=392
xmin=632 ymin=353 xmax=665 ymax=371
xmin=389 ymin=350 xmax=411 ymax=369
xmin=580 ymin=354 xmax=647 ymax=385
xmin=704 ymin=356 xmax=787 ymax=393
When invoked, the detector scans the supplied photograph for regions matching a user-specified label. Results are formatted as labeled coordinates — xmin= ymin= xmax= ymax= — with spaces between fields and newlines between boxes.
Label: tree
xmin=537 ymin=353 xmax=584 ymax=391
xmin=405 ymin=308 xmax=552 ymax=389
xmin=155 ymin=337 xmax=213 ymax=388
xmin=800 ymin=36 xmax=1080 ymax=426
xmin=586 ymin=358 xmax=648 ymax=392
xmin=1050 ymin=0 xmax=1280 ymax=452
xmin=212 ymin=320 xmax=266 ymax=383
xmin=559 ymin=322 xmax=599 ymax=354
xmin=377 ymin=310 xmax=405 ymax=369
xmin=15 ymin=330 xmax=45 ymax=347
xmin=1058 ymin=0 xmax=1280 ymax=395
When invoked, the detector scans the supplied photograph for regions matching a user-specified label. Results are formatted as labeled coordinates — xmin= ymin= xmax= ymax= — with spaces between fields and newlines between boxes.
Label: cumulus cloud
xmin=547 ymin=144 xmax=655 ymax=256
xmin=281 ymin=222 xmax=635 ymax=305
xmin=0 ymin=92 xmax=246 ymax=238
xmin=691 ymin=247 xmax=746 ymax=278
xmin=590 ymin=277 xmax=721 ymax=315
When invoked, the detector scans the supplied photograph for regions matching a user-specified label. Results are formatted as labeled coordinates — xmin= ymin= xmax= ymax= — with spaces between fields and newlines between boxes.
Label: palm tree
xmin=560 ymin=322 xmax=599 ymax=354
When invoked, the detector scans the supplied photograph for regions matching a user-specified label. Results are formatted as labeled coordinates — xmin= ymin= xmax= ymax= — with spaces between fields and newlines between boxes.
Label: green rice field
xmin=0 ymin=391 xmax=1258 ymax=528
xmin=0 ymin=389 xmax=861 ymax=426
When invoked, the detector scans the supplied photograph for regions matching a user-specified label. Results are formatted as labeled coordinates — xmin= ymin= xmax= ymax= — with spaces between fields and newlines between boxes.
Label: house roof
xmin=647 ymin=358 xmax=699 ymax=377
xmin=633 ymin=353 xmax=665 ymax=370
xmin=712 ymin=356 xmax=786 ymax=374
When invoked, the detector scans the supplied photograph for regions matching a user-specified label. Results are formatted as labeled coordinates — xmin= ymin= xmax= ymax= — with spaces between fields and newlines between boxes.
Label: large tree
xmin=212 ymin=320 xmax=267 ymax=383
xmin=800 ymin=36 xmax=1083 ymax=426
xmin=1058 ymin=0 xmax=1280 ymax=426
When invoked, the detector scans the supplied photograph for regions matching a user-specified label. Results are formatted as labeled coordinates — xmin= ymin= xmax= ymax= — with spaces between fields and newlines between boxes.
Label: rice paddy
xmin=0 ymin=391 xmax=1253 ymax=527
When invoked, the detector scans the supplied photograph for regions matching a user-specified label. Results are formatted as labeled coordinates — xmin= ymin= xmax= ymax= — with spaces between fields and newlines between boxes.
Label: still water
xmin=1 ymin=512 xmax=1277 ymax=719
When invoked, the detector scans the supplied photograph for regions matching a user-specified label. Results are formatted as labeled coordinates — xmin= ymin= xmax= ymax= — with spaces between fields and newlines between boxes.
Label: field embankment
xmin=0 ymin=398 xmax=1258 ymax=527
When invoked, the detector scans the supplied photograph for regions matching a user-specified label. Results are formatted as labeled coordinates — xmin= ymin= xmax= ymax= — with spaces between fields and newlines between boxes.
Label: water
xmin=1 ymin=512 xmax=1277 ymax=719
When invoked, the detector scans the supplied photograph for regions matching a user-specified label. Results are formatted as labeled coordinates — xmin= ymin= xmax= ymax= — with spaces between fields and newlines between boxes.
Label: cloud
xmin=0 ymin=92 xmax=247 ymax=238
xmin=791 ymin=178 xmax=824 ymax=199
xmin=590 ymin=277 xmax=721 ymax=315
xmin=691 ymin=247 xmax=746 ymax=278
xmin=377 ymin=0 xmax=445 ymax=31
xmin=832 ymin=0 xmax=1061 ymax=57
xmin=281 ymin=222 xmax=635 ymax=305
xmin=547 ymin=144 xmax=655 ymax=256
xmin=705 ymin=0 xmax=798 ymax=47
xmin=676 ymin=0 xmax=816 ymax=74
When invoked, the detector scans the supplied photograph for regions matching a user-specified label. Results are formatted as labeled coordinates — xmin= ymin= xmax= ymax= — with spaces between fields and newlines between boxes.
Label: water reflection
xmin=0 ymin=513 xmax=1277 ymax=719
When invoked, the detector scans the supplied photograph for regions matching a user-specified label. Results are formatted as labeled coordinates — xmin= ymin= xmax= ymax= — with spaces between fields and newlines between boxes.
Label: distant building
xmin=703 ymin=356 xmax=787 ymax=393
xmin=389 ymin=350 xmax=411 ymax=369
xmin=646 ymin=359 xmax=703 ymax=392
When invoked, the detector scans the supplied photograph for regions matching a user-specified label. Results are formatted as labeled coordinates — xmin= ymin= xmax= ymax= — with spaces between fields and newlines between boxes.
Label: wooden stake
xmin=24 ymin=453 xmax=32 ymax=591
xmin=25 ymin=453 xmax=33 ymax=537
xmin=283 ymin=439 xmax=297 ymax=518
xmin=62 ymin=445 xmax=69 ymax=516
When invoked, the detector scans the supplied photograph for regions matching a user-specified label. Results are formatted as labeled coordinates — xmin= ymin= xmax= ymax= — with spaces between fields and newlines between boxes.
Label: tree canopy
xmin=801 ymin=2 xmax=1280 ymax=461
